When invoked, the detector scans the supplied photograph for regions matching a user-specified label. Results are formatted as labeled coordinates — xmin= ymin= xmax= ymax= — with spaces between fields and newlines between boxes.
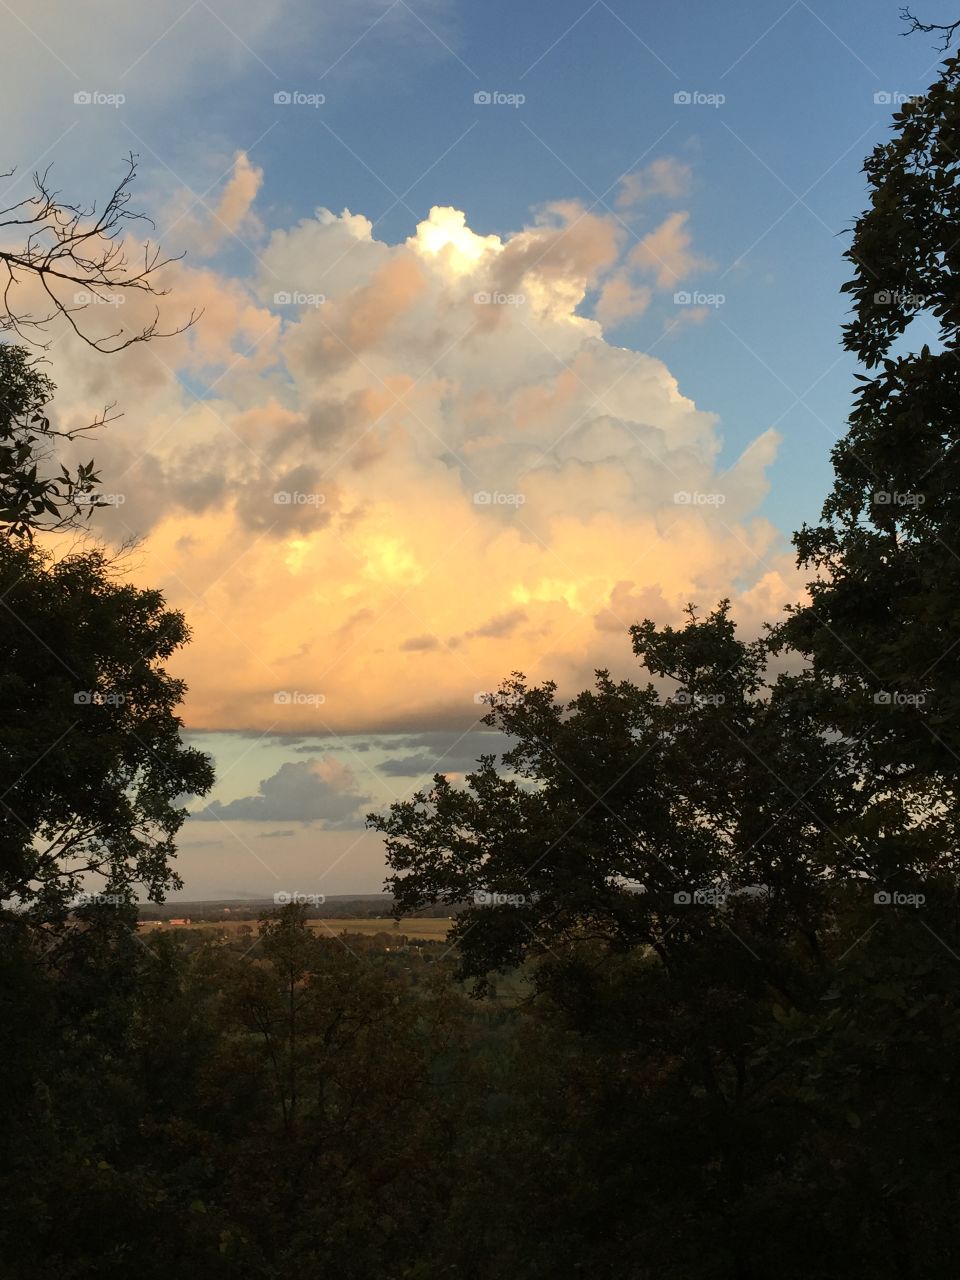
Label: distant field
xmin=139 ymin=917 xmax=453 ymax=941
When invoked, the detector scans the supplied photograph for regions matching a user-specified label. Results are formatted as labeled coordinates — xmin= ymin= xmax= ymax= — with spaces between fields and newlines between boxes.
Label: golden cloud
xmin=44 ymin=194 xmax=797 ymax=735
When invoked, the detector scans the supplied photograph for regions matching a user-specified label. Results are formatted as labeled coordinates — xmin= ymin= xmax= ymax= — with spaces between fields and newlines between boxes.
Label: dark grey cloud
xmin=192 ymin=759 xmax=370 ymax=828
xmin=399 ymin=634 xmax=441 ymax=652
xmin=462 ymin=609 xmax=527 ymax=640
xmin=376 ymin=729 xmax=512 ymax=776
xmin=448 ymin=609 xmax=528 ymax=650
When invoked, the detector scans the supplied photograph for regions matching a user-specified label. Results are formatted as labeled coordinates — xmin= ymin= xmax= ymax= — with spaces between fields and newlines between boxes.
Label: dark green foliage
xmin=0 ymin=907 xmax=466 ymax=1279
xmin=0 ymin=343 xmax=104 ymax=538
xmin=372 ymin=605 xmax=871 ymax=988
xmin=781 ymin=54 xmax=960 ymax=782
xmin=0 ymin=536 xmax=214 ymax=918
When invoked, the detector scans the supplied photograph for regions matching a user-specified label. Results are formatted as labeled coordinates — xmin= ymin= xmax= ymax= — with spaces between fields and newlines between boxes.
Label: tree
xmin=371 ymin=604 xmax=874 ymax=989
xmin=779 ymin=53 xmax=960 ymax=789
xmin=0 ymin=154 xmax=197 ymax=352
xmin=900 ymin=8 xmax=960 ymax=50
xmin=371 ymin=604 xmax=960 ymax=1273
xmin=0 ymin=343 xmax=112 ymax=538
xmin=0 ymin=536 xmax=214 ymax=920
xmin=0 ymin=155 xmax=199 ymax=538
xmin=201 ymin=904 xmax=459 ymax=1275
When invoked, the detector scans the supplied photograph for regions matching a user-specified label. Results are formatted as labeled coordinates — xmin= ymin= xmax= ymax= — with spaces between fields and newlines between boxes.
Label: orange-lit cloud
xmin=44 ymin=195 xmax=797 ymax=737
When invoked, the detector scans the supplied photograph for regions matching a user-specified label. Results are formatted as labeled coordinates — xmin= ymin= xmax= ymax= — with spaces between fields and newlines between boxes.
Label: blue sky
xmin=1 ymin=0 xmax=945 ymax=896
xmin=60 ymin=0 xmax=941 ymax=532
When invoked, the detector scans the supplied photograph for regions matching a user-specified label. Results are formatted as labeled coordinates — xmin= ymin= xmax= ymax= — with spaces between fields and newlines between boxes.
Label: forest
xmin=3 ymin=22 xmax=960 ymax=1280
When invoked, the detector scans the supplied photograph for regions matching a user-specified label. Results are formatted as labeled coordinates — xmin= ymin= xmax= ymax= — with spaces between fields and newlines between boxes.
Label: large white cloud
xmin=36 ymin=162 xmax=796 ymax=737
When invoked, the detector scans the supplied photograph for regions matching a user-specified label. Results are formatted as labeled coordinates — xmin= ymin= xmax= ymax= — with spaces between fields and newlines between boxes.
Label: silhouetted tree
xmin=780 ymin=52 xmax=960 ymax=791
xmin=0 ymin=536 xmax=214 ymax=920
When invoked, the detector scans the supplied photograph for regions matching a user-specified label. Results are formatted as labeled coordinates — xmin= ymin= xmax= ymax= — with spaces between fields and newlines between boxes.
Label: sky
xmin=0 ymin=0 xmax=946 ymax=898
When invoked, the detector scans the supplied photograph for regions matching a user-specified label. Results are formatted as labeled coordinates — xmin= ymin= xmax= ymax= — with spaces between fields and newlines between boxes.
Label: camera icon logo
xmin=874 ymin=890 xmax=891 ymax=905
xmin=673 ymin=890 xmax=692 ymax=905
xmin=74 ymin=91 xmax=92 ymax=105
xmin=274 ymin=91 xmax=292 ymax=105
xmin=473 ymin=291 xmax=492 ymax=304
xmin=474 ymin=91 xmax=492 ymax=105
xmin=674 ymin=290 xmax=692 ymax=304
xmin=74 ymin=690 xmax=93 ymax=705
xmin=274 ymin=291 xmax=292 ymax=305
xmin=873 ymin=691 xmax=892 ymax=705
xmin=274 ymin=890 xmax=292 ymax=904
xmin=473 ymin=491 xmax=492 ymax=505
xmin=274 ymin=491 xmax=292 ymax=504
xmin=874 ymin=91 xmax=892 ymax=105
xmin=674 ymin=91 xmax=692 ymax=105
xmin=274 ymin=691 xmax=292 ymax=705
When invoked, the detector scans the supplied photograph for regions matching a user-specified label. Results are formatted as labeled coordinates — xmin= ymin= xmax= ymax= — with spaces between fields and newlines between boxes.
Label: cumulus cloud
xmin=168 ymin=151 xmax=265 ymax=256
xmin=629 ymin=211 xmax=711 ymax=288
xmin=44 ymin=189 xmax=797 ymax=737
xmin=616 ymin=158 xmax=693 ymax=208
xmin=192 ymin=756 xmax=370 ymax=826
xmin=594 ymin=276 xmax=653 ymax=328
xmin=666 ymin=305 xmax=712 ymax=333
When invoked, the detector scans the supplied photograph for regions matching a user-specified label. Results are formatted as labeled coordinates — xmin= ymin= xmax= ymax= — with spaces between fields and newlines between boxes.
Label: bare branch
xmin=0 ymin=153 xmax=200 ymax=352
xmin=900 ymin=7 xmax=960 ymax=49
